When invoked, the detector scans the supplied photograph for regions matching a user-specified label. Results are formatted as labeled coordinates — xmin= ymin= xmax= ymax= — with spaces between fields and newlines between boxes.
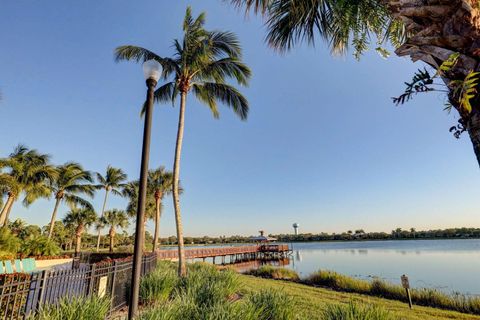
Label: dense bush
xmin=248 ymin=289 xmax=296 ymax=320
xmin=322 ymin=301 xmax=395 ymax=320
xmin=249 ymin=266 xmax=299 ymax=281
xmin=21 ymin=236 xmax=61 ymax=257
xmin=31 ymin=295 xmax=110 ymax=320
xmin=140 ymin=266 xmax=177 ymax=305
xmin=0 ymin=228 xmax=21 ymax=255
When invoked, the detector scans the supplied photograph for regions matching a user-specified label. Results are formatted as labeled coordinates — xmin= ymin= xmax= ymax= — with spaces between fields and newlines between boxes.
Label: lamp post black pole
xmin=128 ymin=77 xmax=157 ymax=319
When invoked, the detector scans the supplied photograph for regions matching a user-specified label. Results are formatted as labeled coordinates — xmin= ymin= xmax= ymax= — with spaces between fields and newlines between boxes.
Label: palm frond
xmin=193 ymin=82 xmax=249 ymax=120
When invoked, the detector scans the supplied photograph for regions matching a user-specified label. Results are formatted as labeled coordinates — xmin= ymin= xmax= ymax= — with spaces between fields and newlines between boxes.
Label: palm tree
xmin=231 ymin=0 xmax=480 ymax=167
xmin=123 ymin=181 xmax=156 ymax=243
xmin=100 ymin=209 xmax=129 ymax=252
xmin=47 ymin=162 xmax=95 ymax=239
xmin=63 ymin=207 xmax=97 ymax=255
xmin=147 ymin=167 xmax=174 ymax=251
xmin=94 ymin=166 xmax=127 ymax=251
xmin=115 ymin=6 xmax=251 ymax=276
xmin=0 ymin=145 xmax=56 ymax=227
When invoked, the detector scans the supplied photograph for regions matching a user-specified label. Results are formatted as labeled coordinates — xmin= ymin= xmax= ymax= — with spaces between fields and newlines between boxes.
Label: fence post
xmin=108 ymin=260 xmax=118 ymax=317
xmin=88 ymin=264 xmax=97 ymax=295
xmin=36 ymin=270 xmax=48 ymax=307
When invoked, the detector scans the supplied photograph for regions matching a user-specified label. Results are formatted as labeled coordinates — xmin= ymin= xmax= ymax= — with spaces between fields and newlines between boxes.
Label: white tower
xmin=292 ymin=223 xmax=299 ymax=235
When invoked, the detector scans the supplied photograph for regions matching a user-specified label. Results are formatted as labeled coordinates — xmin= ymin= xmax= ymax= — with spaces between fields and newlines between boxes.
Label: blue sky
xmin=1 ymin=1 xmax=479 ymax=237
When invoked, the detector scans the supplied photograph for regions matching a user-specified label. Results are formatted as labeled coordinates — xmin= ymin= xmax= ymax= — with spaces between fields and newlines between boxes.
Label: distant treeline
xmin=272 ymin=227 xmax=480 ymax=242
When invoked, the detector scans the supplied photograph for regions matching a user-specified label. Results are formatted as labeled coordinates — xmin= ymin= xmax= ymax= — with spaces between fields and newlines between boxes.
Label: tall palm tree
xmin=100 ymin=209 xmax=129 ymax=252
xmin=231 ymin=0 xmax=480 ymax=167
xmin=115 ymin=6 xmax=251 ymax=276
xmin=147 ymin=167 xmax=174 ymax=251
xmin=47 ymin=162 xmax=95 ymax=239
xmin=0 ymin=145 xmax=56 ymax=227
xmin=63 ymin=207 xmax=97 ymax=255
xmin=94 ymin=166 xmax=127 ymax=251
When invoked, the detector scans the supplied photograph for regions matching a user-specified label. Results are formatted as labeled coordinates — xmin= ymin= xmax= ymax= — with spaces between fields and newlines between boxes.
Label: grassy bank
xmin=240 ymin=274 xmax=480 ymax=320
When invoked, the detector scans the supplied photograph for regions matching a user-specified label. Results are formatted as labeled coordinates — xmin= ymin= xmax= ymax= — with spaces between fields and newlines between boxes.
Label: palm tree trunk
xmin=0 ymin=196 xmax=14 ymax=227
xmin=173 ymin=91 xmax=187 ymax=276
xmin=47 ymin=197 xmax=61 ymax=239
xmin=109 ymin=227 xmax=115 ymax=253
xmin=75 ymin=235 xmax=81 ymax=256
xmin=153 ymin=195 xmax=162 ymax=252
xmin=96 ymin=190 xmax=109 ymax=252
xmin=467 ymin=111 xmax=480 ymax=167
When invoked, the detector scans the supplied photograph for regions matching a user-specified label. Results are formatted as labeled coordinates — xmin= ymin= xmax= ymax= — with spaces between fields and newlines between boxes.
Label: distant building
xmin=250 ymin=230 xmax=277 ymax=242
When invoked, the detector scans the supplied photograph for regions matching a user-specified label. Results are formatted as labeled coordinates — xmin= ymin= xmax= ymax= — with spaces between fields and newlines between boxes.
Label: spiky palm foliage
xmin=115 ymin=6 xmax=251 ymax=276
xmin=100 ymin=209 xmax=129 ymax=252
xmin=63 ymin=207 xmax=97 ymax=255
xmin=47 ymin=162 xmax=94 ymax=239
xmin=123 ymin=181 xmax=156 ymax=225
xmin=147 ymin=167 xmax=174 ymax=251
xmin=0 ymin=145 xmax=57 ymax=227
xmin=94 ymin=165 xmax=127 ymax=251
xmin=229 ymin=0 xmax=406 ymax=58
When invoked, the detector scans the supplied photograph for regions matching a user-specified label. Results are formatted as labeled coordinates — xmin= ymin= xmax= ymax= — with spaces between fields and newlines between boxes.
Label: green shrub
xmin=248 ymin=289 xmax=296 ymax=320
xmin=32 ymin=295 xmax=110 ymax=320
xmin=0 ymin=228 xmax=20 ymax=254
xmin=21 ymin=236 xmax=60 ymax=257
xmin=140 ymin=267 xmax=177 ymax=305
xmin=249 ymin=266 xmax=299 ymax=281
xmin=322 ymin=301 xmax=395 ymax=320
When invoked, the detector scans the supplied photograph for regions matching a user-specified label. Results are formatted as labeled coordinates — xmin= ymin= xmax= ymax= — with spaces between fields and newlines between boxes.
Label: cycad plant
xmin=0 ymin=145 xmax=56 ymax=227
xmin=100 ymin=209 xmax=129 ymax=252
xmin=115 ymin=6 xmax=251 ymax=276
xmin=63 ymin=207 xmax=97 ymax=255
xmin=94 ymin=166 xmax=127 ymax=251
xmin=47 ymin=162 xmax=95 ymax=239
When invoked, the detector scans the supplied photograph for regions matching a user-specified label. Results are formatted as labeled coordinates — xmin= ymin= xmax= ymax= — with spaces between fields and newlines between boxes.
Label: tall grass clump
xmin=249 ymin=266 xmax=299 ymax=281
xmin=140 ymin=267 xmax=177 ymax=305
xmin=322 ymin=301 xmax=395 ymax=320
xmin=174 ymin=262 xmax=240 ymax=308
xmin=248 ymin=289 xmax=296 ymax=320
xmin=32 ymin=295 xmax=110 ymax=320
xmin=307 ymin=270 xmax=370 ymax=294
xmin=306 ymin=270 xmax=480 ymax=315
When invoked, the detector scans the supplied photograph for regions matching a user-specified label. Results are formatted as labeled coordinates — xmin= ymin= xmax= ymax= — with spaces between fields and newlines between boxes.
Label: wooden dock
xmin=156 ymin=244 xmax=291 ymax=263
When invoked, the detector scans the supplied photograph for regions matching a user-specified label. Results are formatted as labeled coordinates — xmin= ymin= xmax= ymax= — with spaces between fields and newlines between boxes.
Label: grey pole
xmin=128 ymin=78 xmax=157 ymax=319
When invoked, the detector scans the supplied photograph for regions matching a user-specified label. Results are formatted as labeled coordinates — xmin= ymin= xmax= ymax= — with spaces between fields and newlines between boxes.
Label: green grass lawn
xmin=239 ymin=274 xmax=480 ymax=320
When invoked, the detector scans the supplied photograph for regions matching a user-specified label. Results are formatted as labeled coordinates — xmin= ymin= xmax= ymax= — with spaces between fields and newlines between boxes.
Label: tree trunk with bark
xmin=173 ymin=91 xmax=187 ymax=277
xmin=153 ymin=190 xmax=162 ymax=252
xmin=48 ymin=195 xmax=62 ymax=239
xmin=109 ymin=227 xmax=115 ymax=253
xmin=388 ymin=0 xmax=480 ymax=167
xmin=75 ymin=225 xmax=84 ymax=256
xmin=96 ymin=189 xmax=110 ymax=252
xmin=0 ymin=194 xmax=14 ymax=227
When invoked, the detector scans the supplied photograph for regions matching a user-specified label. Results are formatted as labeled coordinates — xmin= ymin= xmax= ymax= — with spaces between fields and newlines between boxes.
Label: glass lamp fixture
xmin=143 ymin=59 xmax=162 ymax=82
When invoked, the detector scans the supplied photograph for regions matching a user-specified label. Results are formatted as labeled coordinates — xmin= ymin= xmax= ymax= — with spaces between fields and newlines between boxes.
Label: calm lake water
xmin=272 ymin=239 xmax=480 ymax=296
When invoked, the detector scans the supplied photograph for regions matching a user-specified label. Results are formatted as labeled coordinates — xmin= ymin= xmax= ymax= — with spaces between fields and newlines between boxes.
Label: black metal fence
xmin=0 ymin=253 xmax=158 ymax=319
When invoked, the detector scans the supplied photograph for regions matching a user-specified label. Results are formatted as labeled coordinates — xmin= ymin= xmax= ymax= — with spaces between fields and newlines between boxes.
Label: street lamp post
xmin=128 ymin=59 xmax=161 ymax=319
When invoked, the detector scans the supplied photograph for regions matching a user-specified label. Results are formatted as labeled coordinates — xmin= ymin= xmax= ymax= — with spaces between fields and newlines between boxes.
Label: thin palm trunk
xmin=96 ymin=189 xmax=109 ymax=252
xmin=109 ymin=227 xmax=115 ymax=253
xmin=153 ymin=193 xmax=162 ymax=252
xmin=0 ymin=196 xmax=14 ymax=227
xmin=48 ymin=197 xmax=61 ymax=239
xmin=467 ymin=111 xmax=480 ymax=167
xmin=173 ymin=92 xmax=187 ymax=276
xmin=75 ymin=225 xmax=83 ymax=256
